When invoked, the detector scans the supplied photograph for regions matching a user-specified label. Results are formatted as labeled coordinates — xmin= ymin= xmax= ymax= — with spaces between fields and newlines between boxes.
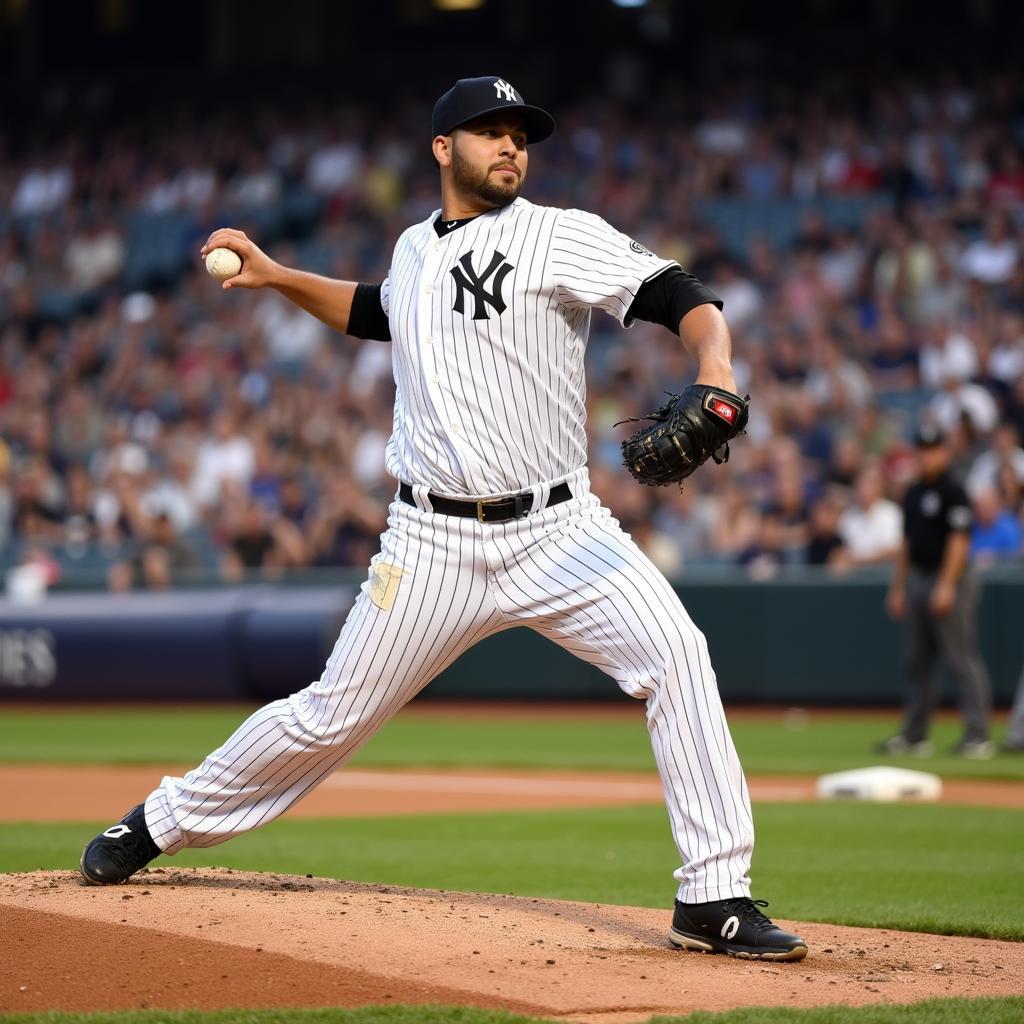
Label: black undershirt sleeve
xmin=626 ymin=266 xmax=724 ymax=333
xmin=346 ymin=282 xmax=392 ymax=341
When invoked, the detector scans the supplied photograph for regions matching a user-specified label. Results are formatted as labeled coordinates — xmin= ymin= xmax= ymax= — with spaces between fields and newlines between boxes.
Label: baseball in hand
xmin=205 ymin=247 xmax=242 ymax=281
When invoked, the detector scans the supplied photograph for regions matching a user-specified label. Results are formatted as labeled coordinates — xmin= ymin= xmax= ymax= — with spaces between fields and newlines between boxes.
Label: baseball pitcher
xmin=80 ymin=76 xmax=807 ymax=962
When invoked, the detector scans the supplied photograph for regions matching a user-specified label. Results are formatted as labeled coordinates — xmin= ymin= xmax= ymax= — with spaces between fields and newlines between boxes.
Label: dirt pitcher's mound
xmin=2 ymin=870 xmax=1021 ymax=1024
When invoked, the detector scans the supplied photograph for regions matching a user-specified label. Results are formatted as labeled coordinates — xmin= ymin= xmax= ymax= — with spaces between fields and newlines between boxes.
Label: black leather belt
xmin=399 ymin=482 xmax=572 ymax=523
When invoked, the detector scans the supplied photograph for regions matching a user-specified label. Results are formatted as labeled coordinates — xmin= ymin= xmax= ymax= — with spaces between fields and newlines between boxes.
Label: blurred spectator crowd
xmin=3 ymin=69 xmax=1024 ymax=591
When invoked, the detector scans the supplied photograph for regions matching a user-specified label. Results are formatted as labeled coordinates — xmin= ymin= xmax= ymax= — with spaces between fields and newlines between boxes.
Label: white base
xmin=816 ymin=766 xmax=942 ymax=802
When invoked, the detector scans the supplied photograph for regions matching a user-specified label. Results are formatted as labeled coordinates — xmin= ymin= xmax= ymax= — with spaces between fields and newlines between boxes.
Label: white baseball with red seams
xmin=145 ymin=198 xmax=755 ymax=906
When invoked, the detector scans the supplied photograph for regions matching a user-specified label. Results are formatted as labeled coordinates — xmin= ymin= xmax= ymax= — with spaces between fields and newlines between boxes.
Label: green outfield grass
xmin=3 ymin=801 xmax=1021 ymax=940
xmin=1 ymin=705 xmax=1022 ymax=780
xmin=2 ymin=997 xmax=1024 ymax=1024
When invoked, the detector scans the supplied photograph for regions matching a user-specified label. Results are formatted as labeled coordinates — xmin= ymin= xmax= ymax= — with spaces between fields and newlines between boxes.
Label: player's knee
xmin=286 ymin=698 xmax=346 ymax=746
xmin=617 ymin=673 xmax=657 ymax=701
xmin=635 ymin=642 xmax=680 ymax=695
xmin=652 ymin=631 xmax=724 ymax=700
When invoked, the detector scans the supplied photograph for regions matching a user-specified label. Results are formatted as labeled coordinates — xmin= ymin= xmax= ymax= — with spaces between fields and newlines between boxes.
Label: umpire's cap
xmin=432 ymin=76 xmax=555 ymax=143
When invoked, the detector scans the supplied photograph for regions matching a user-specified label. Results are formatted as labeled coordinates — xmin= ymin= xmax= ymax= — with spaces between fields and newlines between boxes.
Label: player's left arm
xmin=678 ymin=303 xmax=736 ymax=394
xmin=551 ymin=209 xmax=736 ymax=393
xmin=616 ymin=260 xmax=748 ymax=487
xmin=626 ymin=267 xmax=736 ymax=392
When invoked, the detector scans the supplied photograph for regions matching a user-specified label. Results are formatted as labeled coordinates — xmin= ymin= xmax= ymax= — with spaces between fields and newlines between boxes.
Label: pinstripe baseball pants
xmin=145 ymin=468 xmax=755 ymax=903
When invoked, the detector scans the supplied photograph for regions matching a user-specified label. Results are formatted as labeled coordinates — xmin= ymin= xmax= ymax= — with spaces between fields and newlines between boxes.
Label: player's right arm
xmin=200 ymin=228 xmax=389 ymax=339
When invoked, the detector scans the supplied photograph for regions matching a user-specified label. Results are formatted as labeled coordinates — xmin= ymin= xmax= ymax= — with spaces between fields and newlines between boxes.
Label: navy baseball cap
xmin=914 ymin=423 xmax=946 ymax=448
xmin=432 ymin=76 xmax=556 ymax=143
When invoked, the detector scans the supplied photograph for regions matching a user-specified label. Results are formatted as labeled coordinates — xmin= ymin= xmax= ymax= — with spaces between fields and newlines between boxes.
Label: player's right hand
xmin=885 ymin=586 xmax=905 ymax=620
xmin=200 ymin=229 xmax=279 ymax=290
xmin=929 ymin=581 xmax=955 ymax=618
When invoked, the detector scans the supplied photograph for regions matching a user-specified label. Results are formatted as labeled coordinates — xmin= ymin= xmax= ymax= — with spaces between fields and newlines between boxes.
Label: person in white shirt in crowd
xmin=306 ymin=128 xmax=363 ymax=195
xmin=138 ymin=445 xmax=200 ymax=535
xmin=966 ymin=423 xmax=1024 ymax=498
xmin=803 ymin=331 xmax=874 ymax=414
xmin=985 ymin=311 xmax=1024 ymax=385
xmin=960 ymin=212 xmax=1018 ymax=285
xmin=11 ymin=156 xmax=74 ymax=218
xmin=225 ymin=150 xmax=284 ymax=209
xmin=709 ymin=260 xmax=763 ymax=334
xmin=919 ymin=322 xmax=979 ymax=391
xmin=254 ymin=253 xmax=329 ymax=368
xmin=818 ymin=228 xmax=865 ymax=298
xmin=927 ymin=364 xmax=999 ymax=438
xmin=836 ymin=463 xmax=903 ymax=568
xmin=64 ymin=213 xmax=126 ymax=297
xmin=190 ymin=410 xmax=255 ymax=510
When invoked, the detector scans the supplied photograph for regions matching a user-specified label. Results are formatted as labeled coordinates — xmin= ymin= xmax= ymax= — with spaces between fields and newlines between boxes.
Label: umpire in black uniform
xmin=880 ymin=424 xmax=993 ymax=758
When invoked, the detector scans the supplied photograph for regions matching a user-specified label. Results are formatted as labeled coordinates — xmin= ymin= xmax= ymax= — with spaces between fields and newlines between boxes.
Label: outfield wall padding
xmin=0 ymin=576 xmax=1020 ymax=704
xmin=0 ymin=587 xmax=356 ymax=702
xmin=425 ymin=575 xmax=1022 ymax=705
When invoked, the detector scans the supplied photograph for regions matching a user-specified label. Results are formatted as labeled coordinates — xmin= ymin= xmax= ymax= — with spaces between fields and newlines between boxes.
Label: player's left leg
xmin=487 ymin=485 xmax=805 ymax=961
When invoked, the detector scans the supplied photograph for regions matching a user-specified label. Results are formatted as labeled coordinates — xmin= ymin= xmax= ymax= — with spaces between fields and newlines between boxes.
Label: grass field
xmin=1 ymin=705 xmax=1023 ymax=780
xmin=2 ymin=703 xmax=1022 ymax=1023
xmin=2 ymin=999 xmax=1024 ymax=1024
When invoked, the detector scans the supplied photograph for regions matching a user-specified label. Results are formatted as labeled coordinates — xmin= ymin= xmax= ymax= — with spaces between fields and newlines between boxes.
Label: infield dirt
xmin=2 ymin=869 xmax=1022 ymax=1023
xmin=1 ymin=765 xmax=1022 ymax=821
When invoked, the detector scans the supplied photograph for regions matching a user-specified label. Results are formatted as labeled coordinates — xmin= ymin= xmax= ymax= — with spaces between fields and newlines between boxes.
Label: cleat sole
xmin=670 ymin=927 xmax=808 ymax=962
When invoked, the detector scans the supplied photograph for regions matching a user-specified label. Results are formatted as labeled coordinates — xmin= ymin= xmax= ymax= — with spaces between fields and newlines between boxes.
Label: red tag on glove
xmin=705 ymin=393 xmax=739 ymax=425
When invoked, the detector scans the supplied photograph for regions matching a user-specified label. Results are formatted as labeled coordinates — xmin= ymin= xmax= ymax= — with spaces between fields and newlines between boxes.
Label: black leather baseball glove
xmin=618 ymin=385 xmax=749 ymax=487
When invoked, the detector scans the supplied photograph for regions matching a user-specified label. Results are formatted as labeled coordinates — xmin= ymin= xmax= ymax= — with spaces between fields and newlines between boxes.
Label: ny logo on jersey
xmin=494 ymin=79 xmax=518 ymax=102
xmin=450 ymin=250 xmax=514 ymax=320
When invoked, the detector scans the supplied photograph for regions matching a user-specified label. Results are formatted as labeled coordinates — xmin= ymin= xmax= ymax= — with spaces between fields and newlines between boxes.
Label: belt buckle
xmin=476 ymin=497 xmax=502 ymax=523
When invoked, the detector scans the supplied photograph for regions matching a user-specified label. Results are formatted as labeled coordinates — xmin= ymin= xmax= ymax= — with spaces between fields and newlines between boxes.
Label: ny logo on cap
xmin=450 ymin=250 xmax=514 ymax=320
xmin=494 ymin=79 xmax=517 ymax=102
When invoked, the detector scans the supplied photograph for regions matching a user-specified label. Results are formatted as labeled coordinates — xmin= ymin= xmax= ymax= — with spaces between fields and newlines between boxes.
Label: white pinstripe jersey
xmin=379 ymin=197 xmax=676 ymax=497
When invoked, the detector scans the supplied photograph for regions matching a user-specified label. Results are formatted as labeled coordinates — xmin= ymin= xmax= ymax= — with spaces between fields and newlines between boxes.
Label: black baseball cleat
xmin=79 ymin=804 xmax=161 ymax=885
xmin=670 ymin=897 xmax=808 ymax=961
xmin=874 ymin=735 xmax=933 ymax=757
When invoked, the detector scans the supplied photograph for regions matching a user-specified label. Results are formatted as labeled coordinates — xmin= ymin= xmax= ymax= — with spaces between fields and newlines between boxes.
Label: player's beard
xmin=451 ymin=146 xmax=522 ymax=208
